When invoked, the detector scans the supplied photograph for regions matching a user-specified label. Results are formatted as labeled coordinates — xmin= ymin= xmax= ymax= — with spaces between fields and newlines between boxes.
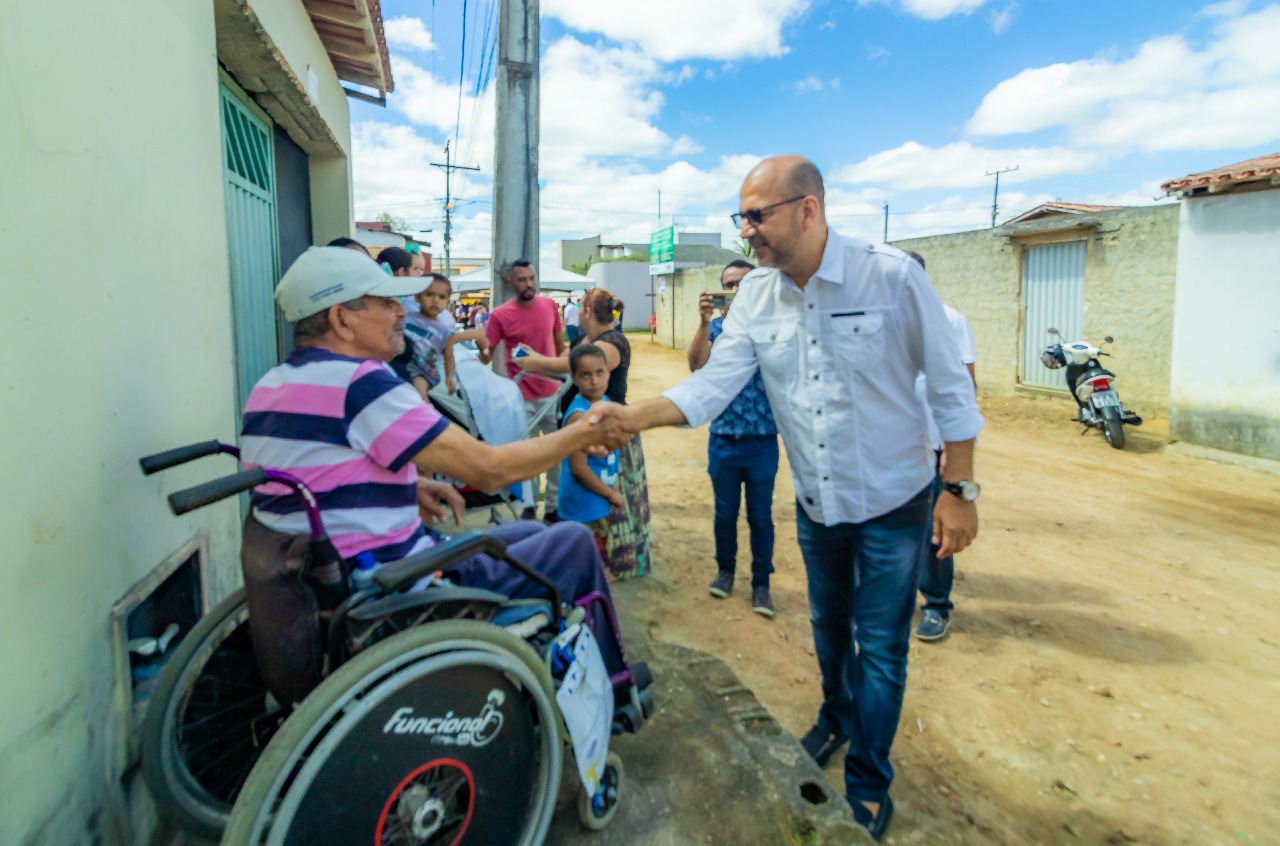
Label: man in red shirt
xmin=485 ymin=259 xmax=569 ymax=520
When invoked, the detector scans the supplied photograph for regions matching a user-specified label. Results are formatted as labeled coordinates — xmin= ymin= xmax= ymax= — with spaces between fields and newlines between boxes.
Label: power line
xmin=455 ymin=0 xmax=468 ymax=147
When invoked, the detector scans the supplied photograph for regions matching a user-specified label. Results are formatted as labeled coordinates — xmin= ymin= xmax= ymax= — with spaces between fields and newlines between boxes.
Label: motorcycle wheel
xmin=1103 ymin=418 xmax=1125 ymax=450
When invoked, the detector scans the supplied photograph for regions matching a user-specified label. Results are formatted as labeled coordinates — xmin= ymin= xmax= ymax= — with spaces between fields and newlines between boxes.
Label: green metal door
xmin=220 ymin=81 xmax=280 ymax=415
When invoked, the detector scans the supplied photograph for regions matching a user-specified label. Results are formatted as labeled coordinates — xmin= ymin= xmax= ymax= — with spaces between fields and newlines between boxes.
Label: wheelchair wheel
xmin=576 ymin=751 xmax=623 ymax=831
xmin=140 ymin=589 xmax=284 ymax=840
xmin=222 ymin=619 xmax=562 ymax=846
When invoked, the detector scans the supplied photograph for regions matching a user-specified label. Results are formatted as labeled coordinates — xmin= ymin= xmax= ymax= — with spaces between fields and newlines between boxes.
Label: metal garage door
xmin=1020 ymin=241 xmax=1085 ymax=390
xmin=220 ymin=80 xmax=280 ymax=416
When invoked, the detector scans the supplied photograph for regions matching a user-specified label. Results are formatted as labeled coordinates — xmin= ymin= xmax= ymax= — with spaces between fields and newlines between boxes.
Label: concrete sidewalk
xmin=546 ymin=638 xmax=866 ymax=845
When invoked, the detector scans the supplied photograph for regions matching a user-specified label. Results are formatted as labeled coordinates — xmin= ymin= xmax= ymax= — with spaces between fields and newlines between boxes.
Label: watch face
xmin=948 ymin=481 xmax=980 ymax=502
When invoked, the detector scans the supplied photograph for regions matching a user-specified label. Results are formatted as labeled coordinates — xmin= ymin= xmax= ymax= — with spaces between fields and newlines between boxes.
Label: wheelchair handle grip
xmin=140 ymin=440 xmax=238 ymax=475
xmin=168 ymin=468 xmax=267 ymax=515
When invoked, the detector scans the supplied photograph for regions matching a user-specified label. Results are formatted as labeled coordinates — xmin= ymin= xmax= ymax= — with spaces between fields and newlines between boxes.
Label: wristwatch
xmin=942 ymin=480 xmax=981 ymax=502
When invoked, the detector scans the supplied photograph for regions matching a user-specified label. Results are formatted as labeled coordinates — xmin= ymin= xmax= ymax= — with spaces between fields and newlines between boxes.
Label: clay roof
xmin=302 ymin=0 xmax=395 ymax=96
xmin=1004 ymin=202 xmax=1125 ymax=225
xmin=1161 ymin=153 xmax=1280 ymax=195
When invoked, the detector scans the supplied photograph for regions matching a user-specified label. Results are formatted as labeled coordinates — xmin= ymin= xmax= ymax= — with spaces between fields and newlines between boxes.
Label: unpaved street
xmin=613 ymin=339 xmax=1280 ymax=845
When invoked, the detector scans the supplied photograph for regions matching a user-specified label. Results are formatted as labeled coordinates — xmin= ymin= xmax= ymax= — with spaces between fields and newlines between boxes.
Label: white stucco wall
xmin=0 ymin=5 xmax=241 ymax=844
xmin=1169 ymin=188 xmax=1280 ymax=459
xmin=588 ymin=262 xmax=655 ymax=330
xmin=0 ymin=1 xmax=358 ymax=843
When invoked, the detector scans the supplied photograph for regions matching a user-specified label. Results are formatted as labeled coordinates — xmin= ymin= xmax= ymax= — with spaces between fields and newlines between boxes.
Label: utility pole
xmin=986 ymin=165 xmax=1019 ymax=227
xmin=431 ymin=140 xmax=480 ymax=276
xmin=883 ymin=203 xmax=889 ymax=243
xmin=491 ymin=0 xmax=539 ymax=307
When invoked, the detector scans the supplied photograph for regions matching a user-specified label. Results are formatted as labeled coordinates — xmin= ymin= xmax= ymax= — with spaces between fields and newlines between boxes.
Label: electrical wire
xmin=455 ymin=0 xmax=468 ymax=148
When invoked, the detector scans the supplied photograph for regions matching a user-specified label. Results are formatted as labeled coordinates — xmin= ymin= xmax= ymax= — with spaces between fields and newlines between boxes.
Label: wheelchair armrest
xmin=373 ymin=531 xmax=508 ymax=593
xmin=346 ymin=586 xmax=510 ymax=622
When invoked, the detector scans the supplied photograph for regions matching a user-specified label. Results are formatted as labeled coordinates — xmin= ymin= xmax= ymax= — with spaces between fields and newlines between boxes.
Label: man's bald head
xmin=744 ymin=155 xmax=825 ymax=209
xmin=739 ymin=155 xmax=829 ymax=285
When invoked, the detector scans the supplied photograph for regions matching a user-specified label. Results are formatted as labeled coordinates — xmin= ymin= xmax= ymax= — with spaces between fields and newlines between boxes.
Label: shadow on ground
xmin=545 ymin=594 xmax=866 ymax=845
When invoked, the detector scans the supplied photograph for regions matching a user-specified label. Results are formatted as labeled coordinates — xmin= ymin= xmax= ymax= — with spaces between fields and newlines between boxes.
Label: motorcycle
xmin=1041 ymin=329 xmax=1143 ymax=449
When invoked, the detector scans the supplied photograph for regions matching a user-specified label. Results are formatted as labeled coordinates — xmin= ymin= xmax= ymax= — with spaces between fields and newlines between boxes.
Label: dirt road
xmin=612 ymin=339 xmax=1279 ymax=845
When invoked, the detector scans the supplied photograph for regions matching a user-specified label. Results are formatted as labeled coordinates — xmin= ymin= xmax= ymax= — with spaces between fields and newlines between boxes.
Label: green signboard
xmin=649 ymin=225 xmax=675 ymax=264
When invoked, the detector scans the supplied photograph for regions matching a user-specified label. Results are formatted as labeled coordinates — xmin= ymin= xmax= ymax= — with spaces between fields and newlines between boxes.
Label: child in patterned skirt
xmin=555 ymin=344 xmax=622 ymax=561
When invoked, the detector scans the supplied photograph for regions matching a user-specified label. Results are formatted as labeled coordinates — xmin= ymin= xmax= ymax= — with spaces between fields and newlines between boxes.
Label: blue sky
xmin=349 ymin=0 xmax=1280 ymax=265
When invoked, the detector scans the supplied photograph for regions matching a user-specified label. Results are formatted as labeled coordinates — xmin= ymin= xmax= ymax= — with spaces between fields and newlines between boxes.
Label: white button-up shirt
xmin=663 ymin=229 xmax=983 ymax=526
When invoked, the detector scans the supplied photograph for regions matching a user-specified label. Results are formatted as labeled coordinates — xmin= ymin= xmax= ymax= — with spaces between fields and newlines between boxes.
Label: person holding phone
xmin=687 ymin=259 xmax=780 ymax=618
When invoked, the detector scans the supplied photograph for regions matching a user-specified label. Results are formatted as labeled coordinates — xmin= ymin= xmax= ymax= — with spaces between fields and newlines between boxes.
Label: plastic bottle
xmin=351 ymin=551 xmax=378 ymax=592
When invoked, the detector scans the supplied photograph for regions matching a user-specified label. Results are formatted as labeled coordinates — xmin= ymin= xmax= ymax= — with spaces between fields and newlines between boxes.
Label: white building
xmin=0 ymin=1 xmax=392 ymax=842
xmin=1163 ymin=154 xmax=1280 ymax=461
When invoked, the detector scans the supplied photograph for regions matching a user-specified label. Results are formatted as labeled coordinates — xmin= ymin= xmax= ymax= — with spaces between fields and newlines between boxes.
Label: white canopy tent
xmin=449 ymin=264 xmax=595 ymax=295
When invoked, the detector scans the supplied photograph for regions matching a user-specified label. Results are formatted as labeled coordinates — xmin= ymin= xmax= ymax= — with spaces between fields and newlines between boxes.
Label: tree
xmin=375 ymin=211 xmax=410 ymax=234
xmin=734 ymin=238 xmax=755 ymax=259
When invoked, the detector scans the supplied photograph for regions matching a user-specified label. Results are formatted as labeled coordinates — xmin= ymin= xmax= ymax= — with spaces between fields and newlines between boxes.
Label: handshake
xmin=579 ymin=402 xmax=639 ymax=454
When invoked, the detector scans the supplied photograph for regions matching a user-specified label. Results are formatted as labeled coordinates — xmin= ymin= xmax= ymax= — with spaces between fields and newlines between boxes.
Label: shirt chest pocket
xmin=829 ymin=312 xmax=886 ymax=369
xmin=748 ymin=319 xmax=799 ymax=373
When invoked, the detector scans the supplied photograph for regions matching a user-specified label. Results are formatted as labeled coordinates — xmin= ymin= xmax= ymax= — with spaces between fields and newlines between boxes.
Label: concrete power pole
xmin=491 ymin=0 xmax=539 ymax=308
xmin=432 ymin=140 xmax=480 ymax=277
xmin=986 ymin=165 xmax=1018 ymax=227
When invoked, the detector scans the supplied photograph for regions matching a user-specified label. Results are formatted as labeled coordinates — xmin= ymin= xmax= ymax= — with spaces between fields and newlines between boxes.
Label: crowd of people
xmin=311 ymin=243 xmax=654 ymax=582
xmin=269 ymin=151 xmax=981 ymax=842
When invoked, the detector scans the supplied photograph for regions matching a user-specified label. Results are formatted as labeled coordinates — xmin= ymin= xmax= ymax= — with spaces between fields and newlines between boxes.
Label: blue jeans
xmin=918 ymin=452 xmax=955 ymax=614
xmin=795 ymin=484 xmax=932 ymax=803
xmin=708 ymin=434 xmax=778 ymax=589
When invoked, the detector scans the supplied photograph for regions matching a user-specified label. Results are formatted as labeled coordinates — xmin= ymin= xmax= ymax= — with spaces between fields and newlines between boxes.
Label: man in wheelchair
xmin=244 ymin=247 xmax=630 ymax=684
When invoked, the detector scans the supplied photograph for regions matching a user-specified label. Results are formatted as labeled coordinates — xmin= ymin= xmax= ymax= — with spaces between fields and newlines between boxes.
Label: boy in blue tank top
xmin=557 ymin=344 xmax=622 ymax=559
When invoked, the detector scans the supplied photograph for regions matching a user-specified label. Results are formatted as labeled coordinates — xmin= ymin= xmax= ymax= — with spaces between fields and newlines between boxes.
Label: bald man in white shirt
xmin=594 ymin=156 xmax=982 ymax=841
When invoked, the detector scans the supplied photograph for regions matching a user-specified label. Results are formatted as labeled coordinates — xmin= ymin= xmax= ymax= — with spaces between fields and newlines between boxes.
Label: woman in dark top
xmin=515 ymin=289 xmax=653 ymax=578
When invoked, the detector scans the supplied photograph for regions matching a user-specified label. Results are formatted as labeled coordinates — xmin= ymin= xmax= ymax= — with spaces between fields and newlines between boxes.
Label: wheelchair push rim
xmin=222 ymin=620 xmax=562 ymax=846
xmin=140 ymin=588 xmax=282 ymax=840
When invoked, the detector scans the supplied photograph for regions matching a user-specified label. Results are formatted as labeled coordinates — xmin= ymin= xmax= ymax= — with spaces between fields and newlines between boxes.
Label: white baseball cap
xmin=274 ymin=246 xmax=428 ymax=321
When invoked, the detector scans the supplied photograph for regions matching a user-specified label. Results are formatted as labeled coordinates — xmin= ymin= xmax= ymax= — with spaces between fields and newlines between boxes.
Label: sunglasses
xmin=731 ymin=195 xmax=806 ymax=228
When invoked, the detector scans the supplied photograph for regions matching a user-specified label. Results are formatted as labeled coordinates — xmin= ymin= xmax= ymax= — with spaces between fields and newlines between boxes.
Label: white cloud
xmin=390 ymin=61 xmax=496 ymax=168
xmin=865 ymin=44 xmax=890 ymax=62
xmin=546 ymin=0 xmax=811 ymax=61
xmin=540 ymin=37 xmax=686 ymax=163
xmin=384 ymin=17 xmax=435 ymax=53
xmin=967 ymin=35 xmax=1211 ymax=136
xmin=989 ymin=2 xmax=1016 ymax=33
xmin=793 ymin=76 xmax=826 ymax=93
xmin=891 ymin=194 xmax=1002 ymax=238
xmin=831 ymin=140 xmax=1106 ymax=190
xmin=858 ymin=0 xmax=990 ymax=21
xmin=1200 ymin=0 xmax=1251 ymax=17
xmin=967 ymin=5 xmax=1280 ymax=151
xmin=789 ymin=75 xmax=840 ymax=94
xmin=355 ymin=37 xmax=770 ymax=267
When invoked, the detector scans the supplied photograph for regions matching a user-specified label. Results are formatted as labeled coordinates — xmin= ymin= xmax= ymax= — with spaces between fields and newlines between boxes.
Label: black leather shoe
xmin=799 ymin=724 xmax=850 ymax=767
xmin=867 ymin=795 xmax=894 ymax=841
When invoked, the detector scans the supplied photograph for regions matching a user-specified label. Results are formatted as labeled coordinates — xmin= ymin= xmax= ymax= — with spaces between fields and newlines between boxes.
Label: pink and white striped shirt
xmin=240 ymin=347 xmax=449 ymax=562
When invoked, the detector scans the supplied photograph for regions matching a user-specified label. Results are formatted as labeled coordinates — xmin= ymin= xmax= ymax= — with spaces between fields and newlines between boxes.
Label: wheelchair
xmin=137 ymin=441 xmax=655 ymax=845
